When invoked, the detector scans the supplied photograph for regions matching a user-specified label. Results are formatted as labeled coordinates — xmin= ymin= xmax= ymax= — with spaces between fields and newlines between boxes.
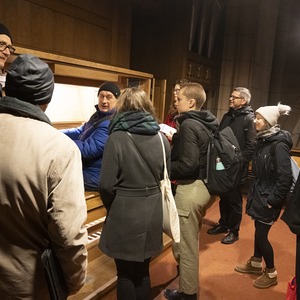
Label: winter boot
xmin=234 ymin=256 xmax=263 ymax=275
xmin=253 ymin=267 xmax=278 ymax=289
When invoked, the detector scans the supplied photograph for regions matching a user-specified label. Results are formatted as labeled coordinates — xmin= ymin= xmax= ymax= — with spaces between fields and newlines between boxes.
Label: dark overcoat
xmin=99 ymin=131 xmax=170 ymax=262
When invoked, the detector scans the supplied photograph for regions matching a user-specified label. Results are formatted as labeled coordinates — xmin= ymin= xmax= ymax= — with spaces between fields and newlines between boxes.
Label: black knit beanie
xmin=5 ymin=54 xmax=54 ymax=105
xmin=97 ymin=82 xmax=120 ymax=98
xmin=0 ymin=22 xmax=12 ymax=40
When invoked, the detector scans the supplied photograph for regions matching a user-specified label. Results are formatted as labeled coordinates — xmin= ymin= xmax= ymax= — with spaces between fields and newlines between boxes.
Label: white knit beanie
xmin=256 ymin=103 xmax=291 ymax=126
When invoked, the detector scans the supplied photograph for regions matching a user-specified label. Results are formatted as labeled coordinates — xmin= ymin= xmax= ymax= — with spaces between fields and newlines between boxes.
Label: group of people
xmin=0 ymin=20 xmax=299 ymax=300
xmin=162 ymin=81 xmax=297 ymax=299
xmin=0 ymin=21 xmax=170 ymax=300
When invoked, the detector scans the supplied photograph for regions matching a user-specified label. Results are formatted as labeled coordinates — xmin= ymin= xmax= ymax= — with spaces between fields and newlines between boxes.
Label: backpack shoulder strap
xmin=126 ymin=132 xmax=161 ymax=186
xmin=188 ymin=118 xmax=214 ymax=138
xmin=187 ymin=119 xmax=215 ymax=181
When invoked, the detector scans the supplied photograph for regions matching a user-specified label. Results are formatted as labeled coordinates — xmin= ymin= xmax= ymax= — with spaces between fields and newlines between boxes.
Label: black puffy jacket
xmin=171 ymin=110 xmax=219 ymax=181
xmin=246 ymin=130 xmax=293 ymax=223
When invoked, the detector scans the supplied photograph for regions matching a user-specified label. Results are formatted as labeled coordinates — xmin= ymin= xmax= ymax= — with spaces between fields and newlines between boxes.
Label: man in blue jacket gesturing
xmin=62 ymin=82 xmax=120 ymax=191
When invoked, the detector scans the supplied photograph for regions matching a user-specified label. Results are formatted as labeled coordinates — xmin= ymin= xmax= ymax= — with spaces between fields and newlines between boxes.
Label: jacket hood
xmin=177 ymin=110 xmax=219 ymax=132
xmin=261 ymin=129 xmax=293 ymax=150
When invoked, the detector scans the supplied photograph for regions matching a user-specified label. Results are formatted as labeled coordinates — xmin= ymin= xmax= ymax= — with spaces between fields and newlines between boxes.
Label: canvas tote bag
xmin=158 ymin=133 xmax=180 ymax=243
xmin=127 ymin=132 xmax=180 ymax=243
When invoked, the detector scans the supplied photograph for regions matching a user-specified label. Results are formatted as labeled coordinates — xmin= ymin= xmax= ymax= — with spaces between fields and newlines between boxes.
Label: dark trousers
xmin=115 ymin=258 xmax=151 ymax=300
xmin=254 ymin=221 xmax=274 ymax=268
xmin=218 ymin=187 xmax=243 ymax=235
xmin=296 ymin=234 xmax=300 ymax=299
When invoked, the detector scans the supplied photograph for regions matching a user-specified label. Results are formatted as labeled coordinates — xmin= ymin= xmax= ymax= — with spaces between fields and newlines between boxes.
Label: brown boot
xmin=234 ymin=256 xmax=263 ymax=275
xmin=253 ymin=267 xmax=278 ymax=289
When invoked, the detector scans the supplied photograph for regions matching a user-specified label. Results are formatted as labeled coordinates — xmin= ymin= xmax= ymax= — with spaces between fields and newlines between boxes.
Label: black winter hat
xmin=5 ymin=54 xmax=54 ymax=105
xmin=97 ymin=82 xmax=120 ymax=98
xmin=0 ymin=22 xmax=12 ymax=40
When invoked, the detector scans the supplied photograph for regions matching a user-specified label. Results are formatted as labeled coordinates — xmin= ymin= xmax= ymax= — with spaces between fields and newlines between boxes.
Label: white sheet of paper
xmin=159 ymin=123 xmax=177 ymax=135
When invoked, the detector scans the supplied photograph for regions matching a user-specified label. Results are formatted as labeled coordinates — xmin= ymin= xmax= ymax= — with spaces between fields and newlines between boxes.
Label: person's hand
xmin=165 ymin=131 xmax=174 ymax=141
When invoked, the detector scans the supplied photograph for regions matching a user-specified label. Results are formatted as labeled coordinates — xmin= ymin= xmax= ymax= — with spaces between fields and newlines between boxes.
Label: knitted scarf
xmin=109 ymin=110 xmax=160 ymax=135
xmin=256 ymin=124 xmax=280 ymax=140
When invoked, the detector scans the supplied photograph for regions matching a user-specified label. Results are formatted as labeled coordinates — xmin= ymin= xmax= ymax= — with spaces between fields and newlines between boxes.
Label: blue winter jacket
xmin=62 ymin=106 xmax=114 ymax=191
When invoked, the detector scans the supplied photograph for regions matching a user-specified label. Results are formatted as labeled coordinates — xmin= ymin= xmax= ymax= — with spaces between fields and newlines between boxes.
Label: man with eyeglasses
xmin=0 ymin=22 xmax=15 ymax=97
xmin=62 ymin=82 xmax=120 ymax=191
xmin=207 ymin=87 xmax=256 ymax=244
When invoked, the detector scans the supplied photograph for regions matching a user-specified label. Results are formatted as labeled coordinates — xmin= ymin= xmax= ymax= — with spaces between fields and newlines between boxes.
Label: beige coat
xmin=0 ymin=111 xmax=88 ymax=299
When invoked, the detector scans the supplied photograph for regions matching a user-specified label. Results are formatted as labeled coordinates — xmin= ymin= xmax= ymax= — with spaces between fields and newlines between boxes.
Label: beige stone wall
xmin=217 ymin=0 xmax=280 ymax=118
xmin=268 ymin=0 xmax=300 ymax=147
xmin=217 ymin=0 xmax=300 ymax=148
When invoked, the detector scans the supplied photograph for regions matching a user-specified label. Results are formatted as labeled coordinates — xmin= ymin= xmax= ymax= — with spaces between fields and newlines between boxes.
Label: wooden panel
xmin=86 ymin=207 xmax=106 ymax=224
xmin=49 ymin=64 xmax=118 ymax=82
xmin=86 ymin=197 xmax=103 ymax=212
xmin=2 ymin=0 xmax=131 ymax=68
xmin=153 ymin=79 xmax=167 ymax=123
xmin=52 ymin=122 xmax=83 ymax=130
xmin=85 ymin=191 xmax=101 ymax=200
xmin=12 ymin=46 xmax=153 ymax=80
xmin=7 ymin=46 xmax=153 ymax=100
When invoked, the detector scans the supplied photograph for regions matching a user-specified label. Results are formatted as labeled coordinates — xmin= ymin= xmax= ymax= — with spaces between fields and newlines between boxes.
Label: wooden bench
xmin=68 ymin=191 xmax=173 ymax=300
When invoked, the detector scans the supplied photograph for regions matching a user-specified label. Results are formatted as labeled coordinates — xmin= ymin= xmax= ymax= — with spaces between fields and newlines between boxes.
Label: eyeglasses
xmin=230 ymin=95 xmax=243 ymax=100
xmin=0 ymin=41 xmax=16 ymax=54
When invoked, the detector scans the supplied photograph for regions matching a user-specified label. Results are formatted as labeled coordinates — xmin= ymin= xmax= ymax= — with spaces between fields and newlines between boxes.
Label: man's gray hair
xmin=234 ymin=87 xmax=251 ymax=104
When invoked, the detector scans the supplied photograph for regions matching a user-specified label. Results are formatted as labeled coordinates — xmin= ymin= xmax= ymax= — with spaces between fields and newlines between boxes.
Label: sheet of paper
xmin=159 ymin=123 xmax=177 ymax=135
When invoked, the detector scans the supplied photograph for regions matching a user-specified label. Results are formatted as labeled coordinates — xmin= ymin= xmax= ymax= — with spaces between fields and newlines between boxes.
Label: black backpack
xmin=194 ymin=121 xmax=244 ymax=195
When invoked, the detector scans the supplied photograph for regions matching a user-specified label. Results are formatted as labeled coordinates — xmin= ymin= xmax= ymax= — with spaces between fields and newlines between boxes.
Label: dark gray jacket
xmin=99 ymin=131 xmax=170 ymax=262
